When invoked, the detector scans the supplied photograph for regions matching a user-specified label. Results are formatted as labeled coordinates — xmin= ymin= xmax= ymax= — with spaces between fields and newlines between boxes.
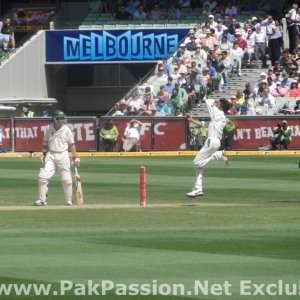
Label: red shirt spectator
xmin=288 ymin=80 xmax=300 ymax=97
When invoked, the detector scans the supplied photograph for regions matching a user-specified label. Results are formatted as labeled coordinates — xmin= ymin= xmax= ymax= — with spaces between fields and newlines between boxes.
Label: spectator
xmin=115 ymin=6 xmax=132 ymax=20
xmin=268 ymin=18 xmax=283 ymax=66
xmin=99 ymin=120 xmax=119 ymax=152
xmin=155 ymin=97 xmax=170 ymax=116
xmin=202 ymin=28 xmax=216 ymax=50
xmin=288 ymin=80 xmax=300 ymax=97
xmin=181 ymin=75 xmax=196 ymax=110
xmin=273 ymin=60 xmax=283 ymax=74
xmin=168 ymin=4 xmax=181 ymax=19
xmin=235 ymin=29 xmax=249 ymax=66
xmin=125 ymin=1 xmax=137 ymax=16
xmin=179 ymin=44 xmax=191 ymax=63
xmin=154 ymin=60 xmax=169 ymax=76
xmin=261 ymin=15 xmax=275 ymax=44
xmin=235 ymin=89 xmax=244 ymax=106
xmin=228 ymin=95 xmax=239 ymax=115
xmin=219 ymin=34 xmax=232 ymax=52
xmin=21 ymin=103 xmax=34 ymax=117
xmin=254 ymin=79 xmax=268 ymax=97
xmin=133 ymin=6 xmax=146 ymax=20
xmin=271 ymin=81 xmax=287 ymax=97
xmin=288 ymin=65 xmax=300 ymax=81
xmin=228 ymin=18 xmax=241 ymax=35
xmin=122 ymin=119 xmax=142 ymax=152
xmin=224 ymin=2 xmax=237 ymax=18
xmin=179 ymin=0 xmax=191 ymax=8
xmin=260 ymin=87 xmax=275 ymax=108
xmin=243 ymin=82 xmax=254 ymax=98
xmin=113 ymin=99 xmax=128 ymax=116
xmin=186 ymin=36 xmax=198 ymax=51
xmin=251 ymin=16 xmax=259 ymax=32
xmin=240 ymin=95 xmax=255 ymax=115
xmin=1 ymin=18 xmax=15 ymax=50
xmin=157 ymin=85 xmax=169 ymax=100
xmin=223 ymin=15 xmax=231 ymax=28
xmin=154 ymin=66 xmax=168 ymax=83
xmin=170 ymin=88 xmax=183 ymax=115
xmin=274 ymin=102 xmax=294 ymax=115
xmin=126 ymin=92 xmax=143 ymax=115
xmin=148 ymin=4 xmax=165 ymax=20
xmin=229 ymin=40 xmax=243 ymax=76
xmin=241 ymin=22 xmax=251 ymax=39
xmin=245 ymin=30 xmax=254 ymax=65
xmin=192 ymin=45 xmax=208 ymax=60
xmin=202 ymin=5 xmax=212 ymax=17
xmin=294 ymin=99 xmax=300 ymax=114
xmin=253 ymin=24 xmax=267 ymax=68
xmin=286 ymin=3 xmax=298 ymax=54
xmin=164 ymin=76 xmax=175 ymax=96
xmin=184 ymin=29 xmax=197 ymax=45
xmin=170 ymin=65 xmax=181 ymax=82
xmin=207 ymin=15 xmax=218 ymax=29
xmin=203 ymin=0 xmax=218 ymax=12
xmin=215 ymin=21 xmax=227 ymax=38
xmin=140 ymin=94 xmax=156 ymax=116
xmin=202 ymin=67 xmax=211 ymax=87
xmin=214 ymin=6 xmax=224 ymax=19
xmin=270 ymin=120 xmax=292 ymax=150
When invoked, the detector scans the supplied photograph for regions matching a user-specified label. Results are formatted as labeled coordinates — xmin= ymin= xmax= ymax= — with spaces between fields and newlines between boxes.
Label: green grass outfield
xmin=0 ymin=155 xmax=299 ymax=299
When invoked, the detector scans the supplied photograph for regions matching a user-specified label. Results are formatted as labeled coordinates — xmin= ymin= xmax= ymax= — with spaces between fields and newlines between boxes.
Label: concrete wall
xmin=0 ymin=30 xmax=47 ymax=98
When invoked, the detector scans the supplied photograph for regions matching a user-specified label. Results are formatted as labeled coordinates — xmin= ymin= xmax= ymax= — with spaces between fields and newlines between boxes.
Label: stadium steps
xmin=191 ymin=65 xmax=269 ymax=117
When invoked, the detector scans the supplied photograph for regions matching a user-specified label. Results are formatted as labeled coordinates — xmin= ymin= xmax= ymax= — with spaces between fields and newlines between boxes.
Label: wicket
xmin=140 ymin=166 xmax=146 ymax=206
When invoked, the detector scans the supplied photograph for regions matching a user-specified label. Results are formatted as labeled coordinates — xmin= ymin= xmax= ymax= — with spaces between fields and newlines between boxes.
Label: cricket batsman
xmin=186 ymin=98 xmax=230 ymax=198
xmin=34 ymin=110 xmax=80 ymax=206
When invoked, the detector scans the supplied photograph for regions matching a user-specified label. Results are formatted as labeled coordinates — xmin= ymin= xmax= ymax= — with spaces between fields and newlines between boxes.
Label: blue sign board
xmin=46 ymin=29 xmax=189 ymax=63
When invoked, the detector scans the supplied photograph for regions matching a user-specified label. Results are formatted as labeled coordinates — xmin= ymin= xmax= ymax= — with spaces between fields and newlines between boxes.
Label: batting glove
xmin=72 ymin=157 xmax=80 ymax=167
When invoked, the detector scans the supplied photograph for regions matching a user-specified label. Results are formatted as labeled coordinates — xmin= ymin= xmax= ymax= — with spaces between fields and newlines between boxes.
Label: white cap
xmin=189 ymin=29 xmax=195 ymax=33
xmin=292 ymin=79 xmax=298 ymax=83
xmin=260 ymin=72 xmax=267 ymax=77
xmin=180 ymin=43 xmax=186 ymax=47
xmin=276 ymin=81 xmax=281 ymax=85
xmin=208 ymin=15 xmax=214 ymax=18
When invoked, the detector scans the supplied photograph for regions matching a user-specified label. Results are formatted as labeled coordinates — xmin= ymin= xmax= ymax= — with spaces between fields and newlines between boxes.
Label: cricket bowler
xmin=34 ymin=110 xmax=80 ymax=206
xmin=186 ymin=98 xmax=230 ymax=198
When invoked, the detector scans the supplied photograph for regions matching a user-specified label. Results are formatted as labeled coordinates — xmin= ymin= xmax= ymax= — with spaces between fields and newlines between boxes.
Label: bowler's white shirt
xmin=206 ymin=99 xmax=226 ymax=140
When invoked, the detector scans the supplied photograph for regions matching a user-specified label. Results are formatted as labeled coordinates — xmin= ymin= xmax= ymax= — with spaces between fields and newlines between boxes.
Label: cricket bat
xmin=74 ymin=167 xmax=84 ymax=206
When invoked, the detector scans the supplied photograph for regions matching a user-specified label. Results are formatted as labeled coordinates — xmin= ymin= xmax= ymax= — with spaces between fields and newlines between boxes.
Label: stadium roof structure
xmin=0 ymin=98 xmax=58 ymax=105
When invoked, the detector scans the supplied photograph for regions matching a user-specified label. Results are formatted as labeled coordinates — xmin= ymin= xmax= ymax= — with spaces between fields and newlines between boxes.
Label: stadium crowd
xmin=108 ymin=1 xmax=300 ymax=118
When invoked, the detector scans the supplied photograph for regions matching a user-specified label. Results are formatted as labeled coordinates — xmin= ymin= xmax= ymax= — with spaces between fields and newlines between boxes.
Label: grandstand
xmin=0 ymin=0 xmax=299 ymax=150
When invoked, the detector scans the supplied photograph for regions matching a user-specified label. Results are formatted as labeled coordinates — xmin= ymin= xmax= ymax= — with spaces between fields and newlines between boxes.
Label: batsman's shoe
xmin=186 ymin=189 xmax=204 ymax=198
xmin=34 ymin=200 xmax=47 ymax=206
xmin=66 ymin=200 xmax=73 ymax=206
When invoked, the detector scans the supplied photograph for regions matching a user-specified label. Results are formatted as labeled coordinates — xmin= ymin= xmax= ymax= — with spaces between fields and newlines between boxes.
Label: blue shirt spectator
xmin=164 ymin=77 xmax=175 ymax=95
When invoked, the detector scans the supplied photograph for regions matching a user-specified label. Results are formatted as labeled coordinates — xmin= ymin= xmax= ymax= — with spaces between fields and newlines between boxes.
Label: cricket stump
xmin=140 ymin=166 xmax=146 ymax=207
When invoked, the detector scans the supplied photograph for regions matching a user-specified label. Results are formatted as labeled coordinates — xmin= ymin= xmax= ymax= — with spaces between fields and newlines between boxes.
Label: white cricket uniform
xmin=192 ymin=99 xmax=226 ymax=192
xmin=38 ymin=124 xmax=75 ymax=202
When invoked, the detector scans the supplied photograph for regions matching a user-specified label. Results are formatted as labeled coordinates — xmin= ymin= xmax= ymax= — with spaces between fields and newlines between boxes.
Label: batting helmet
xmin=52 ymin=110 xmax=65 ymax=119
